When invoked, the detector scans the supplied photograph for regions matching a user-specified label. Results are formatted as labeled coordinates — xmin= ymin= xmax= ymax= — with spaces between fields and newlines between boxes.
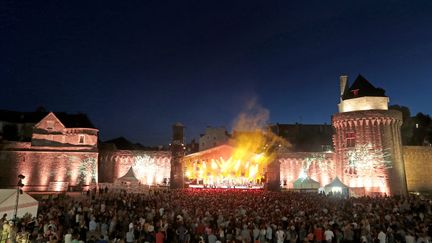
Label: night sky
xmin=1 ymin=1 xmax=432 ymax=146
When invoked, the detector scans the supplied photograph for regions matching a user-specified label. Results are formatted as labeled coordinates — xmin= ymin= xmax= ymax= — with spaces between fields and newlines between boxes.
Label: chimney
xmin=172 ymin=122 xmax=184 ymax=143
xmin=339 ymin=75 xmax=348 ymax=97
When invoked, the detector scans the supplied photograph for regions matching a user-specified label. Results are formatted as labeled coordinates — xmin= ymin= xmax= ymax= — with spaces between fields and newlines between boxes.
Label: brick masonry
xmin=0 ymin=149 xmax=97 ymax=191
xmin=332 ymin=109 xmax=408 ymax=195
xmin=98 ymin=150 xmax=171 ymax=183
xmin=403 ymin=146 xmax=432 ymax=192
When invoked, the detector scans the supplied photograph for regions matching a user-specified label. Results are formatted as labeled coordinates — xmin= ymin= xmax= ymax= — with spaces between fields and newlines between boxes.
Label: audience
xmin=1 ymin=188 xmax=431 ymax=243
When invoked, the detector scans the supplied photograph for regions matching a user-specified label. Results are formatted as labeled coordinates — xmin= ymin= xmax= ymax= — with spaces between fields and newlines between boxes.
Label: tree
xmin=389 ymin=105 xmax=413 ymax=145
xmin=389 ymin=105 xmax=411 ymax=121
xmin=412 ymin=113 xmax=432 ymax=145
xmin=2 ymin=124 xmax=18 ymax=141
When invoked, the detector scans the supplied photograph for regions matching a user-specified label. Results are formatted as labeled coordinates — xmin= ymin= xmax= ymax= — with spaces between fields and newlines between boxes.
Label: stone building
xmin=0 ymin=108 xmax=48 ymax=141
xmin=98 ymin=137 xmax=171 ymax=185
xmin=180 ymin=75 xmax=429 ymax=196
xmin=333 ymin=75 xmax=407 ymax=195
xmin=98 ymin=149 xmax=171 ymax=186
xmin=0 ymin=75 xmax=431 ymax=195
xmin=199 ymin=126 xmax=230 ymax=151
xmin=170 ymin=123 xmax=185 ymax=189
xmin=0 ymin=111 xmax=98 ymax=191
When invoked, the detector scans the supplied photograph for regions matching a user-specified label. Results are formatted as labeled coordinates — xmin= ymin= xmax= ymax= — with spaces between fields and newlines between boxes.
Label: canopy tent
xmin=293 ymin=176 xmax=320 ymax=190
xmin=115 ymin=167 xmax=141 ymax=186
xmin=324 ymin=177 xmax=349 ymax=195
xmin=0 ymin=189 xmax=38 ymax=220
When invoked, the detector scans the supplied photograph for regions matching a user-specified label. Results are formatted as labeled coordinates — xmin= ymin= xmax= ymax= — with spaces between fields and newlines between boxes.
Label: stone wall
xmin=338 ymin=96 xmax=389 ymax=113
xmin=0 ymin=149 xmax=98 ymax=191
xmin=279 ymin=152 xmax=335 ymax=188
xmin=332 ymin=110 xmax=407 ymax=195
xmin=98 ymin=150 xmax=171 ymax=185
xmin=403 ymin=146 xmax=432 ymax=192
xmin=32 ymin=113 xmax=98 ymax=147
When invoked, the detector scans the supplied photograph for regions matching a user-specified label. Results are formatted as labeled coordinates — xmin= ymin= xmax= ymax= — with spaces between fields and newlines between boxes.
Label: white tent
xmin=324 ymin=177 xmax=349 ymax=195
xmin=293 ymin=176 xmax=320 ymax=190
xmin=115 ymin=167 xmax=141 ymax=186
xmin=0 ymin=189 xmax=39 ymax=220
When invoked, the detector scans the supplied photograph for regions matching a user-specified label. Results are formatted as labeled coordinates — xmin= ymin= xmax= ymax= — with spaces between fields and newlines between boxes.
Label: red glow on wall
xmin=280 ymin=153 xmax=336 ymax=188
xmin=1 ymin=150 xmax=97 ymax=191
xmin=99 ymin=151 xmax=171 ymax=185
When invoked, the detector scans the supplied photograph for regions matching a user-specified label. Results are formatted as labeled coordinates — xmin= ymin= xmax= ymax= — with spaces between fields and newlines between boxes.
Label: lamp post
xmin=13 ymin=174 xmax=25 ymax=223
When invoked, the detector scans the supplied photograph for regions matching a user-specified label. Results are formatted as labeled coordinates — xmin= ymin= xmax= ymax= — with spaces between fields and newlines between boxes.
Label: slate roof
xmin=101 ymin=137 xmax=162 ymax=150
xmin=0 ymin=109 xmax=96 ymax=128
xmin=341 ymin=75 xmax=386 ymax=100
xmin=103 ymin=137 xmax=139 ymax=150
xmin=54 ymin=112 xmax=95 ymax=128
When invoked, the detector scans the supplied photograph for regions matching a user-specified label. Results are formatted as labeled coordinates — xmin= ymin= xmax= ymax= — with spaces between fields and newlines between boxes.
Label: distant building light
xmin=416 ymin=123 xmax=419 ymax=128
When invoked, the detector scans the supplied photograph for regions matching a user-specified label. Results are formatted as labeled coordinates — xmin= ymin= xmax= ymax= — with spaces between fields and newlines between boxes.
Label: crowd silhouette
xmin=1 ymin=188 xmax=431 ymax=243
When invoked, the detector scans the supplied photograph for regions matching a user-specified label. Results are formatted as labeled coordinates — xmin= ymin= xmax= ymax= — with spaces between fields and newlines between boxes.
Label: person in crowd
xmin=275 ymin=225 xmax=285 ymax=243
xmin=324 ymin=226 xmax=334 ymax=243
xmin=2 ymin=188 xmax=431 ymax=243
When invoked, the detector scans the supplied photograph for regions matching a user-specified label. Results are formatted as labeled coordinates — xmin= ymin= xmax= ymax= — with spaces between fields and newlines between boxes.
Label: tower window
xmin=47 ymin=121 xmax=54 ymax=130
xmin=346 ymin=132 xmax=356 ymax=147
xmin=79 ymin=135 xmax=85 ymax=144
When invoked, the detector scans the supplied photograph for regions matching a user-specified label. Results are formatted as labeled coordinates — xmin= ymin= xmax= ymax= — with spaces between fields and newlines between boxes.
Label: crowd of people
xmin=1 ymin=188 xmax=431 ymax=243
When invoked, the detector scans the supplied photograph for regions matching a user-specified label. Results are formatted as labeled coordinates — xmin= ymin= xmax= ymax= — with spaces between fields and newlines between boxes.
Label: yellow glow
xmin=254 ymin=153 xmax=265 ymax=162
xmin=244 ymin=161 xmax=250 ymax=169
xmin=234 ymin=160 xmax=241 ymax=171
xmin=211 ymin=160 xmax=218 ymax=170
xmin=185 ymin=170 xmax=191 ymax=178
xmin=184 ymin=128 xmax=289 ymax=185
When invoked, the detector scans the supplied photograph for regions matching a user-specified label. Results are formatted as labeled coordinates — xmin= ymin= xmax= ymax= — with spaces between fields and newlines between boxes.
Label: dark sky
xmin=1 ymin=1 xmax=432 ymax=146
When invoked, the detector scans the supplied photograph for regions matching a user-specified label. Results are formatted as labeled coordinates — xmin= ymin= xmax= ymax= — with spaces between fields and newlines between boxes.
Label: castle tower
xmin=170 ymin=122 xmax=185 ymax=189
xmin=266 ymin=156 xmax=281 ymax=191
xmin=332 ymin=75 xmax=407 ymax=195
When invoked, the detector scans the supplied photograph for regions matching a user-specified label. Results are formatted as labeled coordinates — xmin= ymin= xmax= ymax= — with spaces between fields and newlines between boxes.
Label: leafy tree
xmin=2 ymin=124 xmax=18 ymax=141
xmin=389 ymin=105 xmax=432 ymax=146
xmin=389 ymin=105 xmax=411 ymax=121
xmin=412 ymin=113 xmax=432 ymax=145
xmin=389 ymin=105 xmax=413 ymax=145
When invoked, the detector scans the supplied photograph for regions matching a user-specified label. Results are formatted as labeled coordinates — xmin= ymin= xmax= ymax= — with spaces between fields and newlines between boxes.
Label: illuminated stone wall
xmin=338 ymin=97 xmax=389 ymax=113
xmin=403 ymin=146 xmax=432 ymax=192
xmin=279 ymin=152 xmax=335 ymax=188
xmin=98 ymin=150 xmax=171 ymax=185
xmin=333 ymin=110 xmax=407 ymax=195
xmin=0 ymin=148 xmax=97 ymax=191
xmin=31 ymin=113 xmax=98 ymax=147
